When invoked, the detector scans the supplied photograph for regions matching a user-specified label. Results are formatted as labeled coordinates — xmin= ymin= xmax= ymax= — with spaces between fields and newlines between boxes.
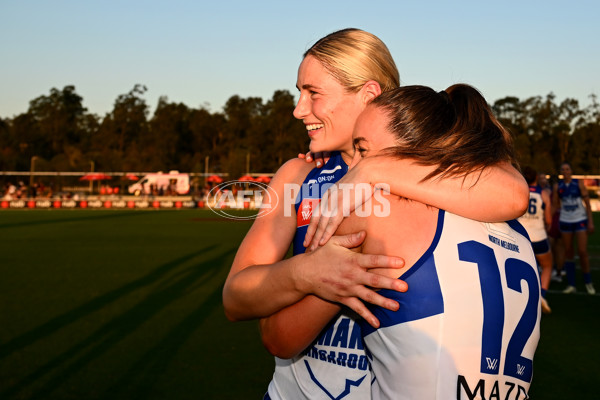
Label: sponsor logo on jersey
xmin=485 ymin=357 xmax=499 ymax=371
xmin=320 ymin=164 xmax=342 ymax=174
xmin=457 ymin=376 xmax=529 ymax=400
xmin=297 ymin=198 xmax=320 ymax=227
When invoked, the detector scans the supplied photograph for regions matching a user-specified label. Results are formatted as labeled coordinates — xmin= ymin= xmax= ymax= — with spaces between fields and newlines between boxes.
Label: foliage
xmin=492 ymin=92 xmax=600 ymax=175
xmin=2 ymin=85 xmax=600 ymax=175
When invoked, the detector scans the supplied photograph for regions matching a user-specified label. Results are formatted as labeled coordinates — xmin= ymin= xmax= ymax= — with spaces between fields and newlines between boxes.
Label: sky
xmin=1 ymin=0 xmax=598 ymax=119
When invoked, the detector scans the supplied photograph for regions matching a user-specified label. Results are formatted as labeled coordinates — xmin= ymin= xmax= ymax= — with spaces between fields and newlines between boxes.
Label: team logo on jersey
xmin=516 ymin=364 xmax=526 ymax=376
xmin=485 ymin=357 xmax=499 ymax=371
xmin=297 ymin=198 xmax=320 ymax=227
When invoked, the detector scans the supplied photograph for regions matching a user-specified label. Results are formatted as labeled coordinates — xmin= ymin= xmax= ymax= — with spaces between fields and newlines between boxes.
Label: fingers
xmin=341 ymin=288 xmax=403 ymax=328
xmin=364 ymin=270 xmax=408 ymax=293
xmin=342 ymin=297 xmax=381 ymax=328
xmin=316 ymin=213 xmax=344 ymax=247
xmin=357 ymin=253 xmax=405 ymax=270
xmin=303 ymin=203 xmax=321 ymax=248
xmin=306 ymin=188 xmax=339 ymax=250
xmin=329 ymin=231 xmax=366 ymax=249
xmin=312 ymin=152 xmax=325 ymax=168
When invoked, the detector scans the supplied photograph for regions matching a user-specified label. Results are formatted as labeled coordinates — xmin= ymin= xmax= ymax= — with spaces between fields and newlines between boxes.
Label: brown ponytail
xmin=371 ymin=83 xmax=518 ymax=181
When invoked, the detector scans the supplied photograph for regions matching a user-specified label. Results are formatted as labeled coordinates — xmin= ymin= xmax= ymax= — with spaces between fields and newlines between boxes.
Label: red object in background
xmin=80 ymin=201 xmax=88 ymax=208
xmin=255 ymin=175 xmax=271 ymax=183
xmin=152 ymin=201 xmax=160 ymax=208
xmin=79 ymin=173 xmax=112 ymax=181
xmin=104 ymin=201 xmax=112 ymax=208
xmin=127 ymin=201 xmax=135 ymax=208
xmin=124 ymin=173 xmax=139 ymax=181
xmin=238 ymin=175 xmax=255 ymax=182
xmin=53 ymin=201 xmax=61 ymax=208
xmin=206 ymin=175 xmax=224 ymax=183
xmin=27 ymin=201 xmax=35 ymax=208
xmin=1 ymin=201 xmax=8 ymax=208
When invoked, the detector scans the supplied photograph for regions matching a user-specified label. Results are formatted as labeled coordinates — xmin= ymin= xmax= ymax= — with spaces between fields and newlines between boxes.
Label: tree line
xmin=1 ymin=85 xmax=599 ymax=179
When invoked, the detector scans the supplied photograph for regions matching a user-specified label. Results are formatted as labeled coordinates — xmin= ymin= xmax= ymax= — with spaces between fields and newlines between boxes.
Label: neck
xmin=340 ymin=148 xmax=355 ymax=166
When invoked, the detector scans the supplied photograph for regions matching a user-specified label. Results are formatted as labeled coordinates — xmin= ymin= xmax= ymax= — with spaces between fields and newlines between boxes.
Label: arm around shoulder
xmin=352 ymin=157 xmax=528 ymax=222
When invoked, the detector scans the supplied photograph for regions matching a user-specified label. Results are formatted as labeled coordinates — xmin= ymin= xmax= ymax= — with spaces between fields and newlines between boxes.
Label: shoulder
xmin=270 ymin=158 xmax=315 ymax=187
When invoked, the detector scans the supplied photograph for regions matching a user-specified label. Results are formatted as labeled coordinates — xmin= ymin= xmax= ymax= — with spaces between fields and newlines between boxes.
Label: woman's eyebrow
xmin=297 ymin=83 xmax=319 ymax=91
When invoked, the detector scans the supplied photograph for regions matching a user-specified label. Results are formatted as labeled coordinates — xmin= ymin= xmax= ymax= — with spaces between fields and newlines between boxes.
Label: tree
xmin=189 ymin=107 xmax=226 ymax=173
xmin=222 ymin=95 xmax=265 ymax=177
xmin=148 ymin=97 xmax=194 ymax=171
xmin=28 ymin=87 xmax=86 ymax=147
xmin=92 ymin=84 xmax=149 ymax=171
xmin=260 ymin=90 xmax=308 ymax=170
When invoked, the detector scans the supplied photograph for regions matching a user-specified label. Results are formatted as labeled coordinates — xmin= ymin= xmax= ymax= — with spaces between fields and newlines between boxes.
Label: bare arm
xmin=542 ymin=189 xmax=553 ymax=227
xmin=260 ymin=295 xmax=341 ymax=359
xmin=260 ymin=232 xmax=406 ymax=359
xmin=305 ymin=157 xmax=529 ymax=250
xmin=222 ymin=159 xmax=314 ymax=321
xmin=579 ymin=180 xmax=595 ymax=233
xmin=552 ymin=183 xmax=560 ymax=214
xmin=222 ymin=159 xmax=406 ymax=322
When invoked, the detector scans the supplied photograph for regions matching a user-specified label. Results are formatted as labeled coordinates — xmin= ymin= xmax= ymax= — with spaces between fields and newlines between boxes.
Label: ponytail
xmin=372 ymin=83 xmax=518 ymax=181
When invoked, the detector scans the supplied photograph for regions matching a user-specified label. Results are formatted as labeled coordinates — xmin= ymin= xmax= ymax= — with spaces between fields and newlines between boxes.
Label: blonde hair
xmin=305 ymin=28 xmax=400 ymax=93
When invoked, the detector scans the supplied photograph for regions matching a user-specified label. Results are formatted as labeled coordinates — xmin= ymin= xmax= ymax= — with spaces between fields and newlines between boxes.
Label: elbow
xmin=261 ymin=333 xmax=298 ymax=359
xmin=222 ymin=287 xmax=244 ymax=322
xmin=223 ymin=307 xmax=240 ymax=322
xmin=260 ymin=320 xmax=302 ymax=359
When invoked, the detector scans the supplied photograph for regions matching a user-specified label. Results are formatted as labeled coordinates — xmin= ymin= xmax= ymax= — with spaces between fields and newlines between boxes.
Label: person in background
xmin=553 ymin=161 xmax=595 ymax=294
xmin=518 ymin=166 xmax=553 ymax=313
xmin=548 ymin=174 xmax=566 ymax=283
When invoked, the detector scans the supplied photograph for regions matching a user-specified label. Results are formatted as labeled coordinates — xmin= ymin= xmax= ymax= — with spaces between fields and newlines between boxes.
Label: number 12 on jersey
xmin=458 ymin=241 xmax=539 ymax=383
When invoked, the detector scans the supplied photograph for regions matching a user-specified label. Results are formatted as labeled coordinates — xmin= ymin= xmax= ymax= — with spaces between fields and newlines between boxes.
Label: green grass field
xmin=0 ymin=209 xmax=598 ymax=399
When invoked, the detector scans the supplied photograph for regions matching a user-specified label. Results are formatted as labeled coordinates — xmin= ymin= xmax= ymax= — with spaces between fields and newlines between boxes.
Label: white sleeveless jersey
xmin=267 ymin=152 xmax=371 ymax=400
xmin=267 ymin=314 xmax=371 ymax=400
xmin=518 ymin=185 xmax=548 ymax=242
xmin=361 ymin=211 xmax=540 ymax=400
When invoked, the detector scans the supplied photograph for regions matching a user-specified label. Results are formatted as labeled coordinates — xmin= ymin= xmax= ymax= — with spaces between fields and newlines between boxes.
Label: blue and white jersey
xmin=360 ymin=211 xmax=540 ymax=400
xmin=557 ymin=179 xmax=587 ymax=223
xmin=518 ymin=185 xmax=548 ymax=242
xmin=267 ymin=152 xmax=372 ymax=400
xmin=292 ymin=152 xmax=348 ymax=253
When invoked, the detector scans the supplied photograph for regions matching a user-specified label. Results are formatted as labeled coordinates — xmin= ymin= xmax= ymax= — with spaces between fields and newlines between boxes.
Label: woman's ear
xmin=361 ymin=80 xmax=382 ymax=104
